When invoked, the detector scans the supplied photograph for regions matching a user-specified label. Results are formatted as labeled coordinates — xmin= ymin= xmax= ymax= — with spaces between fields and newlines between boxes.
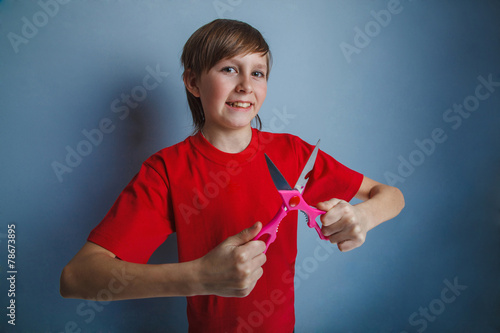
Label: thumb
xmin=228 ymin=222 xmax=262 ymax=246
xmin=317 ymin=198 xmax=342 ymax=212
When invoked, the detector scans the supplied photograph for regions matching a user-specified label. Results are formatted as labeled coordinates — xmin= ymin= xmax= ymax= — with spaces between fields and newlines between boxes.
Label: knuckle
xmin=352 ymin=233 xmax=365 ymax=244
xmin=235 ymin=250 xmax=247 ymax=263
xmin=338 ymin=243 xmax=346 ymax=252
xmin=236 ymin=265 xmax=252 ymax=280
xmin=358 ymin=234 xmax=366 ymax=243
xmin=256 ymin=267 xmax=264 ymax=279
xmin=351 ymin=225 xmax=365 ymax=241
xmin=242 ymin=267 xmax=252 ymax=278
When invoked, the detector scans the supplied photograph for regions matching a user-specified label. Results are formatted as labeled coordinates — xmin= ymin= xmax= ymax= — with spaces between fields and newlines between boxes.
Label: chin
xmin=224 ymin=117 xmax=255 ymax=129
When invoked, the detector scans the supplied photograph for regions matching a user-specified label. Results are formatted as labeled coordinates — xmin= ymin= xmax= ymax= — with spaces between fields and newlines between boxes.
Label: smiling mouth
xmin=226 ymin=101 xmax=252 ymax=108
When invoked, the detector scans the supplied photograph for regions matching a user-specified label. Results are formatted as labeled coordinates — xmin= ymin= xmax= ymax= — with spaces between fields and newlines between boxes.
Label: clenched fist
xmin=195 ymin=222 xmax=267 ymax=297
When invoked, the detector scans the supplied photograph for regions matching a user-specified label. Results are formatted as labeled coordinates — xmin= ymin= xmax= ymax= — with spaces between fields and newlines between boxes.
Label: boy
xmin=60 ymin=19 xmax=404 ymax=332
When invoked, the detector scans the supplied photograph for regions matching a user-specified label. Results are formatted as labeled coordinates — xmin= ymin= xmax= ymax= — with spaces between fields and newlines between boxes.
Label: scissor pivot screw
xmin=289 ymin=195 xmax=300 ymax=208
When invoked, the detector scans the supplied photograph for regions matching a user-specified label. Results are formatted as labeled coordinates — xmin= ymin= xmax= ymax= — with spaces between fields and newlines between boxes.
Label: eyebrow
xmin=219 ymin=58 xmax=267 ymax=71
xmin=253 ymin=63 xmax=268 ymax=71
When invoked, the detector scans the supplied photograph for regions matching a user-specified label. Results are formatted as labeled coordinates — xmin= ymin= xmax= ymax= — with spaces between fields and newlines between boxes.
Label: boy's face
xmin=189 ymin=52 xmax=268 ymax=133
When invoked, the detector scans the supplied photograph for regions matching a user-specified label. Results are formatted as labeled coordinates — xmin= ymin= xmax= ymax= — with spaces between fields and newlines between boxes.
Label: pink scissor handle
xmin=253 ymin=204 xmax=288 ymax=253
xmin=254 ymin=190 xmax=329 ymax=253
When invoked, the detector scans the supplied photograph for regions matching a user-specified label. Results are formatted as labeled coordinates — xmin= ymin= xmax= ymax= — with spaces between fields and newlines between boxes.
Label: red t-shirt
xmin=88 ymin=129 xmax=363 ymax=332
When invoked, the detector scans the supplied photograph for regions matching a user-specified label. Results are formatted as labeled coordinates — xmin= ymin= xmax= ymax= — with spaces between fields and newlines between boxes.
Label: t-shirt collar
xmin=190 ymin=128 xmax=260 ymax=165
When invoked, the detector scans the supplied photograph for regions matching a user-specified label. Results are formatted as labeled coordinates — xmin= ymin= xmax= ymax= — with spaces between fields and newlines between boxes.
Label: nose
xmin=236 ymin=74 xmax=253 ymax=93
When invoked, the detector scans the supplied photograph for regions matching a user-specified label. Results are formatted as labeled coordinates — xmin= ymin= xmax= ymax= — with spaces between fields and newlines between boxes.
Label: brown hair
xmin=181 ymin=19 xmax=272 ymax=133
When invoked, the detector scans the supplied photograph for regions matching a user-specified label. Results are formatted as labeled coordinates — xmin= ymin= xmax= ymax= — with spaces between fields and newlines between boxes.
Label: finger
xmin=233 ymin=270 xmax=262 ymax=298
xmin=316 ymin=198 xmax=343 ymax=212
xmin=251 ymin=251 xmax=267 ymax=267
xmin=329 ymin=224 xmax=365 ymax=250
xmin=232 ymin=258 xmax=265 ymax=297
xmin=320 ymin=200 xmax=352 ymax=228
xmin=327 ymin=228 xmax=347 ymax=244
xmin=321 ymin=219 xmax=346 ymax=238
xmin=241 ymin=265 xmax=265 ymax=296
xmin=238 ymin=238 xmax=267 ymax=260
xmin=228 ymin=222 xmax=263 ymax=246
xmin=248 ymin=266 xmax=264 ymax=286
xmin=337 ymin=239 xmax=363 ymax=252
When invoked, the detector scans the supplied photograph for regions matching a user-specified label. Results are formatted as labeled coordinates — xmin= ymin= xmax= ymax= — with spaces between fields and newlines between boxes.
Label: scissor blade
xmin=265 ymin=154 xmax=293 ymax=191
xmin=294 ymin=140 xmax=320 ymax=193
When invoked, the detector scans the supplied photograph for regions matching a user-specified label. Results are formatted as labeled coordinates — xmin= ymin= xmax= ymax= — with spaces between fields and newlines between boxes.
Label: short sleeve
xmin=87 ymin=161 xmax=175 ymax=264
xmin=293 ymin=137 xmax=364 ymax=205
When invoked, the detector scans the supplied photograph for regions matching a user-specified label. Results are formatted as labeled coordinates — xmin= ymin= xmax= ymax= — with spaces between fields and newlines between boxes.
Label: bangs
xmin=205 ymin=25 xmax=270 ymax=70
xmin=182 ymin=19 xmax=272 ymax=76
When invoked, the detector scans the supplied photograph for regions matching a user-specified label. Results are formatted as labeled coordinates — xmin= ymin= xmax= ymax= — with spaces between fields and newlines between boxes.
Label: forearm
xmin=61 ymin=223 xmax=267 ymax=301
xmin=354 ymin=184 xmax=405 ymax=230
xmin=60 ymin=245 xmax=203 ymax=300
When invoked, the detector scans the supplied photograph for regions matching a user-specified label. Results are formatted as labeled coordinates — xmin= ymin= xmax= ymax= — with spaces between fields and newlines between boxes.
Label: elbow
xmin=60 ymin=265 xmax=73 ymax=298
xmin=377 ymin=184 xmax=405 ymax=216
xmin=372 ymin=183 xmax=405 ymax=214
xmin=393 ymin=186 xmax=405 ymax=213
xmin=60 ymin=264 xmax=81 ymax=299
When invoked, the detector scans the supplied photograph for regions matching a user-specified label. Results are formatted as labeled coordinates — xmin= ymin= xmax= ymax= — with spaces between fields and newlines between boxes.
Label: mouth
xmin=226 ymin=101 xmax=252 ymax=108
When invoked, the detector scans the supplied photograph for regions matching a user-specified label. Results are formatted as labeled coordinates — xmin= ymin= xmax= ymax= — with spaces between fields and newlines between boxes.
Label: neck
xmin=201 ymin=126 xmax=253 ymax=153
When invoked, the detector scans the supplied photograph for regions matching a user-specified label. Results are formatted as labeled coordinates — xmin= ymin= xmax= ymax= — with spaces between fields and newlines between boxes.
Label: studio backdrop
xmin=0 ymin=0 xmax=499 ymax=332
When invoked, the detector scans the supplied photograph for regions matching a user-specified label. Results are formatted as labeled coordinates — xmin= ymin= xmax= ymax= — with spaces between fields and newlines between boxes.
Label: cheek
xmin=200 ymin=84 xmax=222 ymax=108
xmin=257 ymin=84 xmax=267 ymax=102
xmin=207 ymin=81 xmax=230 ymax=103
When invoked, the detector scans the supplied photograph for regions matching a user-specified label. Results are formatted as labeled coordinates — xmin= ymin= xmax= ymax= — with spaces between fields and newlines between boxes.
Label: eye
xmin=222 ymin=66 xmax=236 ymax=73
xmin=252 ymin=71 xmax=266 ymax=79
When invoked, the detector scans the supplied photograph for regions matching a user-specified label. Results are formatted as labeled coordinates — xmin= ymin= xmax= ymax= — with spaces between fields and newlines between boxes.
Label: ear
xmin=183 ymin=69 xmax=201 ymax=98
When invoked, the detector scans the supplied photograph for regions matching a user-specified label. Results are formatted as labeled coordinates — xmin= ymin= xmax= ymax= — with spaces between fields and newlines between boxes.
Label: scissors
xmin=254 ymin=140 xmax=329 ymax=253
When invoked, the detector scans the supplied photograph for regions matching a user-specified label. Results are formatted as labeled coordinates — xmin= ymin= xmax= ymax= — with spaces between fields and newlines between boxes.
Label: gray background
xmin=1 ymin=0 xmax=499 ymax=332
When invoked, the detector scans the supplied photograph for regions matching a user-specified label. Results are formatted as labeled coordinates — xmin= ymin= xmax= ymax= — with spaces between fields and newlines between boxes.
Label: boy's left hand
xmin=316 ymin=199 xmax=369 ymax=252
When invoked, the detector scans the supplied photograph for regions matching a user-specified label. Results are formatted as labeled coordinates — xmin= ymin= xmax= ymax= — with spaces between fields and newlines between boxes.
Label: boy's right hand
xmin=195 ymin=222 xmax=267 ymax=297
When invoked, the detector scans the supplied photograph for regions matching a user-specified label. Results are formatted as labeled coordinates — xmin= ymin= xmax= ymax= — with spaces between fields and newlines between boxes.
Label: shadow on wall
xmin=113 ymin=79 xmax=188 ymax=331
xmin=65 ymin=67 xmax=188 ymax=330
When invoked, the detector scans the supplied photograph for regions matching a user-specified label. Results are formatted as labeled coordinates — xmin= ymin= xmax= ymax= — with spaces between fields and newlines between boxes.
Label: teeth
xmin=228 ymin=102 xmax=251 ymax=108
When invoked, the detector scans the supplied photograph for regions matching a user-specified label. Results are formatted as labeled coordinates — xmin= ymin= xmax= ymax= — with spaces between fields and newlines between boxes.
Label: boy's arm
xmin=316 ymin=176 xmax=405 ymax=252
xmin=60 ymin=223 xmax=266 ymax=300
